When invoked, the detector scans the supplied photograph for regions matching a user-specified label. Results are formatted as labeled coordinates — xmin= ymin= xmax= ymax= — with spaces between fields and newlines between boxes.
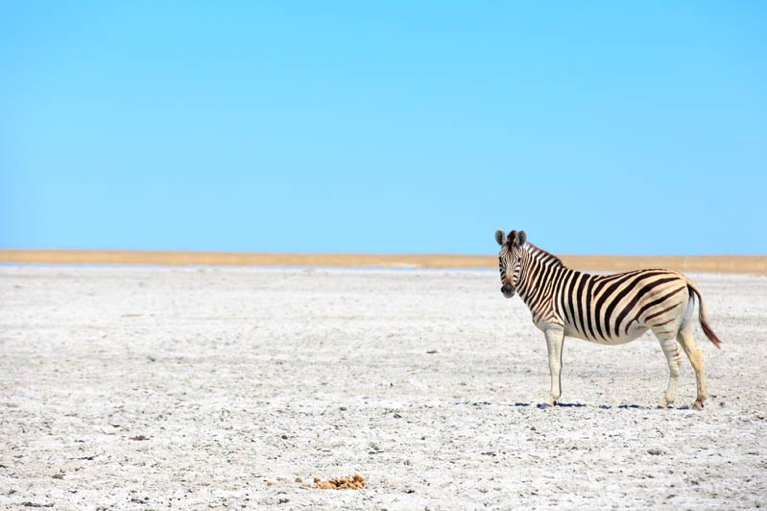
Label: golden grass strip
xmin=1 ymin=249 xmax=766 ymax=274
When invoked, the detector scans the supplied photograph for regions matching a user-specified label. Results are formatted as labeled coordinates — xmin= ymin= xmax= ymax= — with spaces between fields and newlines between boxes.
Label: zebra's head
xmin=495 ymin=229 xmax=527 ymax=298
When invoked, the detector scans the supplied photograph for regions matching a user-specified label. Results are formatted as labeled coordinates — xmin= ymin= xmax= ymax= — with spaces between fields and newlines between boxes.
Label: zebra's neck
xmin=516 ymin=244 xmax=568 ymax=306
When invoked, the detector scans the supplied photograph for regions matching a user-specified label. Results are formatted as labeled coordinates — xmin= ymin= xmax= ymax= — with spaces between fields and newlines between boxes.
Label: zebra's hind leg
xmin=677 ymin=326 xmax=707 ymax=410
xmin=656 ymin=332 xmax=683 ymax=408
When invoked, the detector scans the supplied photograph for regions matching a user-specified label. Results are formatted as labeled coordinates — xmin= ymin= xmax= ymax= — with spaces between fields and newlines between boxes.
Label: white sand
xmin=1 ymin=266 xmax=765 ymax=510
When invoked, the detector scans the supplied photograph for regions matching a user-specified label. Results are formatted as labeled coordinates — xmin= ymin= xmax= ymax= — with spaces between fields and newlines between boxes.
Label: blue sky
xmin=2 ymin=2 xmax=765 ymax=254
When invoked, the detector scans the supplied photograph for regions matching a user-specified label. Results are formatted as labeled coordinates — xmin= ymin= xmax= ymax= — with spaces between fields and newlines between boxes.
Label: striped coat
xmin=496 ymin=229 xmax=720 ymax=409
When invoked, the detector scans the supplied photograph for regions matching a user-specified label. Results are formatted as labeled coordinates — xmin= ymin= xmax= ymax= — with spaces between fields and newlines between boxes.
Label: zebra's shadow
xmin=463 ymin=401 xmax=691 ymax=410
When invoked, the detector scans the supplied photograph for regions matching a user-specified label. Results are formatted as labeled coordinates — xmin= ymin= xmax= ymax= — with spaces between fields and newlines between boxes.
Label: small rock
xmin=647 ymin=448 xmax=664 ymax=455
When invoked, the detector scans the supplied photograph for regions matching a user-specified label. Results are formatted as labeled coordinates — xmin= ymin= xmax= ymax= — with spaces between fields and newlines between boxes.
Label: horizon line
xmin=1 ymin=249 xmax=766 ymax=274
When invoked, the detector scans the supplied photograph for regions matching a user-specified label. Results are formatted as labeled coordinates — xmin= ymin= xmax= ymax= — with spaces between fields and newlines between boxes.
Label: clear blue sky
xmin=2 ymin=2 xmax=765 ymax=255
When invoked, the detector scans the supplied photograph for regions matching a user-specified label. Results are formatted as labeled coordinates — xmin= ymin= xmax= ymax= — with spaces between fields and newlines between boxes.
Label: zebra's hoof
xmin=658 ymin=399 xmax=670 ymax=409
xmin=539 ymin=398 xmax=556 ymax=409
xmin=693 ymin=400 xmax=704 ymax=410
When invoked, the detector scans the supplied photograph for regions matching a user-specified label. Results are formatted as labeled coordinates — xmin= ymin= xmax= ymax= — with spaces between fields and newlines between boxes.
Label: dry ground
xmin=1 ymin=266 xmax=765 ymax=510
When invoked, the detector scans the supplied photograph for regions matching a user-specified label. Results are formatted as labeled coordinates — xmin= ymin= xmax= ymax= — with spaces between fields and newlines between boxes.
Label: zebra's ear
xmin=495 ymin=230 xmax=505 ymax=246
xmin=516 ymin=230 xmax=527 ymax=247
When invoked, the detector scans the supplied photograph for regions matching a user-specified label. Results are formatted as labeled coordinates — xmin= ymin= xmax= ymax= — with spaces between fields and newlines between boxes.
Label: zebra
xmin=495 ymin=229 xmax=721 ymax=409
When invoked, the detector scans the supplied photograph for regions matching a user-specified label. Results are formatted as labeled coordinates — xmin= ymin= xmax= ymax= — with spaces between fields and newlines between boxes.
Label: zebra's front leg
xmin=543 ymin=328 xmax=565 ymax=406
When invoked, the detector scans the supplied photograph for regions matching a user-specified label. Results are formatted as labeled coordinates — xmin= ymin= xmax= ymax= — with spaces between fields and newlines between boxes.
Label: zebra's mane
xmin=525 ymin=243 xmax=566 ymax=268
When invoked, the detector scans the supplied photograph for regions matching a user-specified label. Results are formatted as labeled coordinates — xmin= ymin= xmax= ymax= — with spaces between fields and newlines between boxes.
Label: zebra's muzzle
xmin=501 ymin=283 xmax=515 ymax=298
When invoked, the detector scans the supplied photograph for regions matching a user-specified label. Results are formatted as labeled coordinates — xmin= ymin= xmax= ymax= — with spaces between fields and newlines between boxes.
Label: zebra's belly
xmin=564 ymin=323 xmax=648 ymax=345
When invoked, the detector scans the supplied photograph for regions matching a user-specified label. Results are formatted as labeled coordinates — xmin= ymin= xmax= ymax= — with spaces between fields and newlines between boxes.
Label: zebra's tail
xmin=685 ymin=278 xmax=722 ymax=349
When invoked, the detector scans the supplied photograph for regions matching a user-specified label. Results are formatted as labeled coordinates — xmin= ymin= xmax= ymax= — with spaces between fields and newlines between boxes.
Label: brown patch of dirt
xmin=314 ymin=475 xmax=366 ymax=490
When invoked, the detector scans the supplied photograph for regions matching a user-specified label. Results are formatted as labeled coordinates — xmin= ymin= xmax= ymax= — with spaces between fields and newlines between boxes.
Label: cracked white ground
xmin=1 ymin=266 xmax=765 ymax=510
